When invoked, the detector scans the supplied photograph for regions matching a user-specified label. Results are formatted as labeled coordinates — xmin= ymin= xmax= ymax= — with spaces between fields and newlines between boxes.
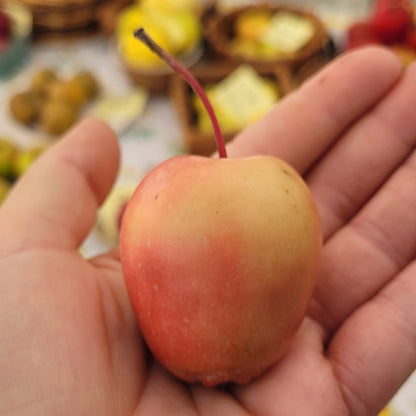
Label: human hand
xmin=0 ymin=46 xmax=414 ymax=416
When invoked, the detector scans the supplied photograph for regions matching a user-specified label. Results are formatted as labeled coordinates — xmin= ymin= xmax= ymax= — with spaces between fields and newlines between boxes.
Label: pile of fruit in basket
xmin=9 ymin=68 xmax=100 ymax=136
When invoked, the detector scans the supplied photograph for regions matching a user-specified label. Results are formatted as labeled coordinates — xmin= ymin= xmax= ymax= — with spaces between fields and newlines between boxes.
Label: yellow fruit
xmin=173 ymin=11 xmax=201 ymax=52
xmin=260 ymin=11 xmax=315 ymax=55
xmin=116 ymin=5 xmax=146 ymax=37
xmin=235 ymin=9 xmax=272 ymax=42
xmin=257 ymin=43 xmax=282 ymax=59
xmin=116 ymin=6 xmax=176 ymax=68
xmin=378 ymin=407 xmax=391 ymax=416
xmin=229 ymin=37 xmax=281 ymax=60
xmin=194 ymin=66 xmax=279 ymax=133
xmin=140 ymin=0 xmax=201 ymax=14
xmin=116 ymin=4 xmax=200 ymax=67
xmin=194 ymin=88 xmax=241 ymax=134
xmin=12 ymin=146 xmax=46 ymax=177
xmin=156 ymin=11 xmax=201 ymax=54
xmin=229 ymin=38 xmax=262 ymax=59
xmin=120 ymin=19 xmax=174 ymax=69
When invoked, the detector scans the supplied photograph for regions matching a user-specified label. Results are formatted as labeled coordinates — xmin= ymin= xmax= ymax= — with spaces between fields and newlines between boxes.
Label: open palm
xmin=0 ymin=47 xmax=415 ymax=416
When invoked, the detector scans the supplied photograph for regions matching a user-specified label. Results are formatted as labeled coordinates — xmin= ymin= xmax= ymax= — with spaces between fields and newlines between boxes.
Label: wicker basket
xmin=292 ymin=35 xmax=337 ymax=86
xmin=16 ymin=0 xmax=132 ymax=36
xmin=170 ymin=61 xmax=293 ymax=156
xmin=204 ymin=4 xmax=328 ymax=71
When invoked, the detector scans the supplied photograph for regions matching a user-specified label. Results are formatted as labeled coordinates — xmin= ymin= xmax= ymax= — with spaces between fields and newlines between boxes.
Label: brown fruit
xmin=72 ymin=71 xmax=100 ymax=99
xmin=47 ymin=80 xmax=88 ymax=108
xmin=9 ymin=91 xmax=42 ymax=124
xmin=31 ymin=69 xmax=58 ymax=96
xmin=40 ymin=100 xmax=78 ymax=135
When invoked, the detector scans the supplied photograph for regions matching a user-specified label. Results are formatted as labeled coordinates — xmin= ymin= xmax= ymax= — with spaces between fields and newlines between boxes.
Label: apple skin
xmin=120 ymin=155 xmax=322 ymax=386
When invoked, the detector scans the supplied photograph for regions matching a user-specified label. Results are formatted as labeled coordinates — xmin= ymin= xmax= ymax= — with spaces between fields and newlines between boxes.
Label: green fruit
xmin=12 ymin=146 xmax=45 ymax=178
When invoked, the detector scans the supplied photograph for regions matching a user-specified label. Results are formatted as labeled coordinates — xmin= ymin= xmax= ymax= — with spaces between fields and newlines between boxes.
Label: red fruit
xmin=0 ymin=10 xmax=10 ymax=39
xmin=370 ymin=0 xmax=413 ymax=44
xmin=0 ymin=36 xmax=8 ymax=53
xmin=374 ymin=0 xmax=413 ymax=13
xmin=405 ymin=25 xmax=416 ymax=49
xmin=121 ymin=155 xmax=321 ymax=387
xmin=347 ymin=21 xmax=381 ymax=49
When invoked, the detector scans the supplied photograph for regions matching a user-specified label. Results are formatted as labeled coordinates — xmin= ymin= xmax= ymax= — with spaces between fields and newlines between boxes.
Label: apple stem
xmin=134 ymin=28 xmax=227 ymax=159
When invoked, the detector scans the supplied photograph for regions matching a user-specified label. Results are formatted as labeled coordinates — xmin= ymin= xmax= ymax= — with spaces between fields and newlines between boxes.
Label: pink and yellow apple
xmin=120 ymin=155 xmax=321 ymax=386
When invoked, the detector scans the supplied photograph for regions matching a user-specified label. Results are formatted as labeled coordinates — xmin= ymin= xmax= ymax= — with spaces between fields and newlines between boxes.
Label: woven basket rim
xmin=205 ymin=4 xmax=327 ymax=67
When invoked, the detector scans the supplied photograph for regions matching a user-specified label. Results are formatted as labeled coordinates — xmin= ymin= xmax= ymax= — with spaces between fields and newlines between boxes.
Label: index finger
xmin=0 ymin=117 xmax=119 ymax=257
xmin=227 ymin=47 xmax=402 ymax=173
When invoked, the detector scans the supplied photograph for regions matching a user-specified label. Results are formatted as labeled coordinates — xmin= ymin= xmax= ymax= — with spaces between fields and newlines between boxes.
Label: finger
xmin=0 ymin=117 xmax=119 ymax=256
xmin=309 ymin=149 xmax=416 ymax=334
xmin=227 ymin=47 xmax=402 ymax=173
xmin=328 ymin=260 xmax=416 ymax=415
xmin=134 ymin=362 xmax=198 ymax=415
xmin=191 ymin=385 xmax=252 ymax=416
xmin=234 ymin=318 xmax=348 ymax=416
xmin=307 ymin=61 xmax=416 ymax=239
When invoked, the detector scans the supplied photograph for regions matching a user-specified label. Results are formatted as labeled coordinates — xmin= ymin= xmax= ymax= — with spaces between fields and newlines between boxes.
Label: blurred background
xmin=0 ymin=2 xmax=415 ymax=414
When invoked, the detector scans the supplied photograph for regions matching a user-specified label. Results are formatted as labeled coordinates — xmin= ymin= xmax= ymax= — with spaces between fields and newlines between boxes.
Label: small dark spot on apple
xmin=155 ymin=194 xmax=159 ymax=200
xmin=285 ymin=189 xmax=289 ymax=194
xmin=282 ymin=169 xmax=292 ymax=177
